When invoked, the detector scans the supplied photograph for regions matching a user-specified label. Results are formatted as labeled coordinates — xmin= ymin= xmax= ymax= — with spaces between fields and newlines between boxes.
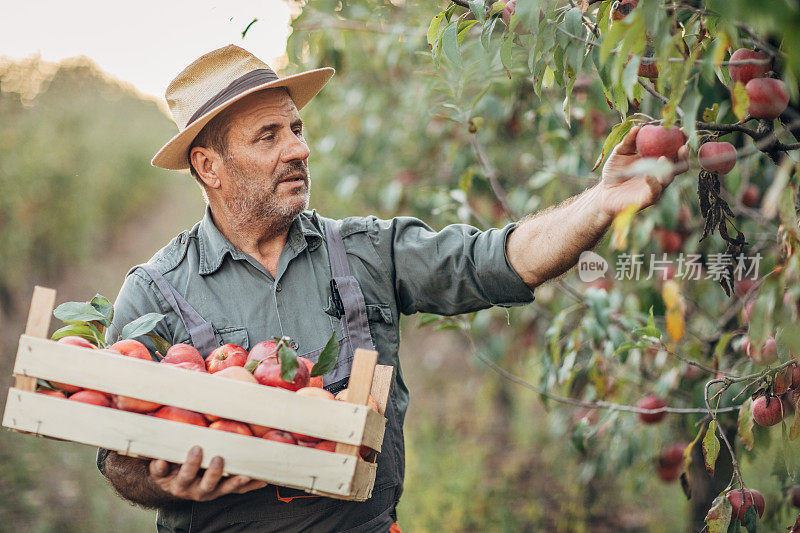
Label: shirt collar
xmin=198 ymin=206 xmax=323 ymax=275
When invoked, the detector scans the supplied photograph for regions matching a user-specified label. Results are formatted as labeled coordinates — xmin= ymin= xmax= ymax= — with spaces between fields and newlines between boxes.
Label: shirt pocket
xmin=214 ymin=326 xmax=250 ymax=351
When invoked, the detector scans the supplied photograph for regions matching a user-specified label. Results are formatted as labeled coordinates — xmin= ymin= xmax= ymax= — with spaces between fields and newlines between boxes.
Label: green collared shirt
xmin=107 ymin=206 xmax=534 ymax=433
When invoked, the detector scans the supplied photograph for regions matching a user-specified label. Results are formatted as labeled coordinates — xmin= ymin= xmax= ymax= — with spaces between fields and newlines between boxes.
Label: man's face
xmin=216 ymin=88 xmax=311 ymax=227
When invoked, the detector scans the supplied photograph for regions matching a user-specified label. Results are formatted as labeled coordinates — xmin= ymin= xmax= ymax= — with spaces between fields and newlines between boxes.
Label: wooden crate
xmin=2 ymin=286 xmax=392 ymax=501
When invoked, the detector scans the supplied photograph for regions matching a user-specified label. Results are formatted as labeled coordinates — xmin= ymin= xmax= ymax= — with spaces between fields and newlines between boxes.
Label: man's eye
xmin=293 ymin=128 xmax=303 ymax=136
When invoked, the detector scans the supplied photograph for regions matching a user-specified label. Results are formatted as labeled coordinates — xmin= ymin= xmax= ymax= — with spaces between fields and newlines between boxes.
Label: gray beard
xmin=223 ymin=168 xmax=311 ymax=239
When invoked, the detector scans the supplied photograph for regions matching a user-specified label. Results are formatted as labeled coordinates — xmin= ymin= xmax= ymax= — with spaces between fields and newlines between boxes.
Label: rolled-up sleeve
xmin=365 ymin=216 xmax=535 ymax=316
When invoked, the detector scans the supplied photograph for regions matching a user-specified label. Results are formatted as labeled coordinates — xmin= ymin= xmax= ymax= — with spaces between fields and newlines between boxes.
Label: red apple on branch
xmin=727 ymin=488 xmax=765 ymax=525
xmin=745 ymin=78 xmax=789 ymax=119
xmin=698 ymin=142 xmax=737 ymax=175
xmin=752 ymin=395 xmax=784 ymax=426
xmin=728 ymin=48 xmax=770 ymax=85
xmin=636 ymin=395 xmax=667 ymax=424
xmin=635 ymin=124 xmax=685 ymax=161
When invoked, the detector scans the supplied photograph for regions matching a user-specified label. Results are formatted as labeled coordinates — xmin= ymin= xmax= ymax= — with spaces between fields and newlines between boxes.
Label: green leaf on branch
xmin=705 ymin=493 xmax=733 ymax=533
xmin=481 ymin=14 xmax=499 ymax=50
xmin=738 ymin=397 xmax=755 ymax=451
xmin=703 ymin=420 xmax=721 ymax=476
xmin=121 ymin=313 xmax=165 ymax=340
xmin=593 ymin=117 xmax=636 ymax=171
xmin=428 ymin=11 xmax=446 ymax=48
xmin=278 ymin=342 xmax=299 ymax=382
xmin=703 ymin=103 xmax=720 ymax=123
xmin=499 ymin=32 xmax=514 ymax=75
xmin=457 ymin=20 xmax=479 ymax=45
xmin=311 ymin=331 xmax=339 ymax=377
xmin=632 ymin=307 xmax=661 ymax=341
xmin=468 ymin=0 xmax=485 ymax=22
xmin=54 ymin=301 xmax=110 ymax=326
xmin=441 ymin=23 xmax=462 ymax=68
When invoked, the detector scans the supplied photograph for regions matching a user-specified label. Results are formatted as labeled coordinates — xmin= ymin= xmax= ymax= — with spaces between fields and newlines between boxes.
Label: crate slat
xmin=336 ymin=349 xmax=377 ymax=456
xmin=2 ymin=388 xmax=368 ymax=497
xmin=14 ymin=286 xmax=56 ymax=391
xmin=15 ymin=335 xmax=385 ymax=449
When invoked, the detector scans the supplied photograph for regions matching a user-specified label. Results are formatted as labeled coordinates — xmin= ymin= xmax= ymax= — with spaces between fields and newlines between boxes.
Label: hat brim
xmin=151 ymin=67 xmax=334 ymax=171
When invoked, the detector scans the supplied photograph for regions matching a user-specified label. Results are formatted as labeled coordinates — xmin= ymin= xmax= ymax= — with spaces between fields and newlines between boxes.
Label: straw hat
xmin=152 ymin=44 xmax=334 ymax=170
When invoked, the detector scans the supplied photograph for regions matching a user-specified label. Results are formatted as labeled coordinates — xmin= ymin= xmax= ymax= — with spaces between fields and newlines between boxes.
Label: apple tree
xmin=284 ymin=0 xmax=800 ymax=529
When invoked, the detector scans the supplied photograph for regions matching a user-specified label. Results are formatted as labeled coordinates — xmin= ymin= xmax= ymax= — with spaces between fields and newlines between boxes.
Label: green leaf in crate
xmin=54 ymin=301 xmax=109 ymax=325
xmin=51 ymin=324 xmax=104 ymax=346
xmin=278 ymin=341 xmax=300 ymax=382
xmin=90 ymin=294 xmax=114 ymax=324
xmin=146 ymin=333 xmax=172 ymax=360
xmin=311 ymin=331 xmax=340 ymax=377
xmin=121 ymin=313 xmax=165 ymax=340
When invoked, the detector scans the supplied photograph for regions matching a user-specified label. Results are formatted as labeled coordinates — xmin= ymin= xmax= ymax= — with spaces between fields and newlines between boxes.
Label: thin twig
xmin=470 ymin=132 xmax=519 ymax=220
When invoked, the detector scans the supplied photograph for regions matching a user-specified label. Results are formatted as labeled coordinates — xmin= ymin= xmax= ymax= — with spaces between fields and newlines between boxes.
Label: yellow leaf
xmin=610 ymin=203 xmax=638 ymax=250
xmin=738 ymin=397 xmax=755 ymax=450
xmin=666 ymin=306 xmax=685 ymax=342
xmin=791 ymin=396 xmax=800 ymax=440
xmin=713 ymin=33 xmax=730 ymax=67
xmin=732 ymin=82 xmax=749 ymax=120
xmin=662 ymin=279 xmax=680 ymax=309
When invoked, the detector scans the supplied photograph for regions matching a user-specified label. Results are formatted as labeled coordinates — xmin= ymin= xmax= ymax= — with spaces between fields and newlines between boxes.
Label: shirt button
xmin=276 ymin=283 xmax=282 ymax=292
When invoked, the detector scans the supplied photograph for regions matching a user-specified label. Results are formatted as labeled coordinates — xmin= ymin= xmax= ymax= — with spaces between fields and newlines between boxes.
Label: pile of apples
xmin=38 ymin=336 xmax=379 ymax=458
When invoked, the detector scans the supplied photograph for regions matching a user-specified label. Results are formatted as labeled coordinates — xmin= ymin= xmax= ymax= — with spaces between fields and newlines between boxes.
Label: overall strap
xmin=127 ymin=264 xmax=219 ymax=356
xmin=323 ymin=218 xmax=376 ymax=353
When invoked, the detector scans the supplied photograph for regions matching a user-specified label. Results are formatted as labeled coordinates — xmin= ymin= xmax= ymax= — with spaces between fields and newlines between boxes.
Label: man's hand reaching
xmin=149 ymin=446 xmax=268 ymax=502
xmin=598 ymin=125 xmax=690 ymax=219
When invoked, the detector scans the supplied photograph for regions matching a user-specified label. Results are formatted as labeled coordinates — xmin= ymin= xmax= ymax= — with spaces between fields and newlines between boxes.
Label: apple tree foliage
xmin=282 ymin=0 xmax=800 ymax=529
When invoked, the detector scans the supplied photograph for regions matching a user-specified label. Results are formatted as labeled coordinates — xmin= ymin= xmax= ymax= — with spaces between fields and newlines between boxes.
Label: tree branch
xmin=470 ymin=132 xmax=519 ymax=221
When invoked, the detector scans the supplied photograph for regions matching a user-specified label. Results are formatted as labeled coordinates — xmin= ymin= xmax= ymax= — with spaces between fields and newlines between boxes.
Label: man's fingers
xmin=216 ymin=475 xmax=256 ymax=495
xmin=615 ymin=125 xmax=640 ymax=156
xmin=149 ymin=459 xmax=171 ymax=479
xmin=233 ymin=480 xmax=269 ymax=494
xmin=656 ymin=156 xmax=676 ymax=188
xmin=175 ymin=446 xmax=203 ymax=489
xmin=198 ymin=456 xmax=225 ymax=494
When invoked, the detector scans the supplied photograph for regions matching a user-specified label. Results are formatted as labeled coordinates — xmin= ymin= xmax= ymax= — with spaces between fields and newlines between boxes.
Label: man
xmin=98 ymin=44 xmax=687 ymax=532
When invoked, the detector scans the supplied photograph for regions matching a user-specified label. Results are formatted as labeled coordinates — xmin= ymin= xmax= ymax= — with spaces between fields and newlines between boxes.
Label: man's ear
xmin=190 ymin=146 xmax=222 ymax=189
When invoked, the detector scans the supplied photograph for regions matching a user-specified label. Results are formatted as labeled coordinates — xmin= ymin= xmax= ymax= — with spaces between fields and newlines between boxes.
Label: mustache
xmin=276 ymin=161 xmax=309 ymax=183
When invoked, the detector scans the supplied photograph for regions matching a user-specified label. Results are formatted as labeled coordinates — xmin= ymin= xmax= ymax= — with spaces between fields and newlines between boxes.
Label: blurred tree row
xmin=0 ymin=57 xmax=175 ymax=313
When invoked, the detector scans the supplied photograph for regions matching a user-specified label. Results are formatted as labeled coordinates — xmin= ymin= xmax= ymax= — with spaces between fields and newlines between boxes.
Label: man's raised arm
xmin=507 ymin=126 xmax=689 ymax=288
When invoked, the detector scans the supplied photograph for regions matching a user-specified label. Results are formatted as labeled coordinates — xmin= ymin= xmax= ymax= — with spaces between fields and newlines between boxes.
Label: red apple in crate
xmin=253 ymin=359 xmax=309 ymax=392
xmin=728 ymin=48 xmax=770 ymax=85
xmin=38 ymin=390 xmax=67 ymax=399
xmin=745 ymin=78 xmax=789 ymax=119
xmin=209 ymin=420 xmax=253 ymax=436
xmin=69 ymin=390 xmax=112 ymax=407
xmin=110 ymin=339 xmax=153 ymax=361
xmin=152 ymin=406 xmax=208 ymax=427
xmin=289 ymin=387 xmax=337 ymax=443
xmin=163 ymin=361 xmax=207 ymax=372
xmin=727 ymin=488 xmax=765 ymax=525
xmin=206 ymin=344 xmax=248 ymax=373
xmin=205 ymin=366 xmax=259 ymax=423
xmin=298 ymin=356 xmax=323 ymax=388
xmin=248 ymin=424 xmax=272 ymax=438
xmin=262 ymin=429 xmax=297 ymax=445
xmin=162 ymin=343 xmax=205 ymax=367
xmin=336 ymin=389 xmax=381 ymax=414
xmin=314 ymin=440 xmax=337 ymax=452
xmin=53 ymin=336 xmax=99 ymax=393
xmin=113 ymin=395 xmax=162 ymax=414
xmin=247 ymin=340 xmax=279 ymax=365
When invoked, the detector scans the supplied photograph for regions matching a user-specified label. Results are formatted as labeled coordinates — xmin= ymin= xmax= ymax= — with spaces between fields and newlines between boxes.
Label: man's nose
xmin=282 ymin=134 xmax=310 ymax=163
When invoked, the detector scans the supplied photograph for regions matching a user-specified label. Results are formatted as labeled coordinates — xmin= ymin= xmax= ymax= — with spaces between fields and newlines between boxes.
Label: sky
xmin=0 ymin=0 xmax=295 ymax=101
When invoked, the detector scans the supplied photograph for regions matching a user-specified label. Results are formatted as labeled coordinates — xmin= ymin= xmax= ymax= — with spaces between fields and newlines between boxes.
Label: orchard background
xmin=1 ymin=0 xmax=800 ymax=531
